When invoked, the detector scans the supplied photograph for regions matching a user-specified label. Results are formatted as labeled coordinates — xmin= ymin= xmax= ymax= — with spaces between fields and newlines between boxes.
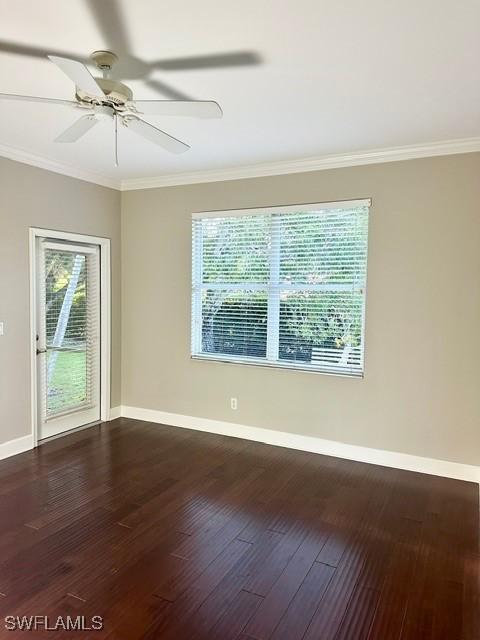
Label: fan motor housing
xmin=76 ymin=79 xmax=133 ymax=108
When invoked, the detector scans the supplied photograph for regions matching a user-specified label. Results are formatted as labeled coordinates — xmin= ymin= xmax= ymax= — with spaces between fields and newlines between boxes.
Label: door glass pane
xmin=44 ymin=249 xmax=89 ymax=416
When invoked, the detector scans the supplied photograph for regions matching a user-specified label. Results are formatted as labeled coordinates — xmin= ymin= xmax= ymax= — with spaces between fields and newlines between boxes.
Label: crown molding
xmin=121 ymin=136 xmax=480 ymax=191
xmin=1 ymin=137 xmax=479 ymax=193
xmin=0 ymin=142 xmax=121 ymax=190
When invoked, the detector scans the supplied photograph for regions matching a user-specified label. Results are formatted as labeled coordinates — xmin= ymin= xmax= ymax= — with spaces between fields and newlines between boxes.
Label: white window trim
xmin=191 ymin=353 xmax=364 ymax=378
xmin=191 ymin=200 xmax=370 ymax=378
xmin=192 ymin=198 xmax=371 ymax=219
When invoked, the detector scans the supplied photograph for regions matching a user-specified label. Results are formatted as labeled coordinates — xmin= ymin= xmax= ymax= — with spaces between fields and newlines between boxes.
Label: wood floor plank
xmin=146 ymin=539 xmax=253 ymax=639
xmin=270 ymin=561 xmax=335 ymax=640
xmin=242 ymin=519 xmax=308 ymax=596
xmin=207 ymin=589 xmax=263 ymax=640
xmin=462 ymin=553 xmax=480 ymax=640
xmin=333 ymin=585 xmax=380 ymax=640
xmin=244 ymin=528 xmax=329 ymax=640
xmin=367 ymin=517 xmax=423 ymax=640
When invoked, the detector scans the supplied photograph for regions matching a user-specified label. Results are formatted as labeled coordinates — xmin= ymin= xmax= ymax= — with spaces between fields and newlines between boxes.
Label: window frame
xmin=191 ymin=198 xmax=371 ymax=378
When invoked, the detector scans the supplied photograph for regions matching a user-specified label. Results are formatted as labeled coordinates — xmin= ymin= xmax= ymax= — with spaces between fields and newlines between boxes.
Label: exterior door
xmin=36 ymin=238 xmax=101 ymax=439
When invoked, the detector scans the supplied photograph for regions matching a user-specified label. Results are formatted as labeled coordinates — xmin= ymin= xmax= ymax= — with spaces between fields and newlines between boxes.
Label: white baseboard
xmin=1 ymin=409 xmax=477 ymax=483
xmin=108 ymin=406 xmax=122 ymax=420
xmin=118 ymin=405 xmax=480 ymax=484
xmin=0 ymin=434 xmax=34 ymax=461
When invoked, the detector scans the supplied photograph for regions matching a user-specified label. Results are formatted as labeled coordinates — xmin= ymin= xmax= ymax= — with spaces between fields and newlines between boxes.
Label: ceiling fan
xmin=0 ymin=0 xmax=260 ymax=101
xmin=0 ymin=50 xmax=223 ymax=165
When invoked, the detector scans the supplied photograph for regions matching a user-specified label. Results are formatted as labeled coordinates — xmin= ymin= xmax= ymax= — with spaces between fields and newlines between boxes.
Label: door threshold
xmin=38 ymin=420 xmax=103 ymax=444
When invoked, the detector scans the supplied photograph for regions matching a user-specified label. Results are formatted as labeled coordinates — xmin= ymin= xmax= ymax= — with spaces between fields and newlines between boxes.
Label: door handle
xmin=36 ymin=348 xmax=47 ymax=355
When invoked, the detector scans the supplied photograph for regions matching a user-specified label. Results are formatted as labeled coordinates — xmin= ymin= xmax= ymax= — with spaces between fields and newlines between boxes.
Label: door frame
xmin=29 ymin=227 xmax=112 ymax=446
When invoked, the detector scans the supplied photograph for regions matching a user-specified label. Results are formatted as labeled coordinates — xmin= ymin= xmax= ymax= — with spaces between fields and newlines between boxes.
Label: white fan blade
xmin=48 ymin=56 xmax=105 ymax=98
xmin=55 ymin=115 xmax=98 ymax=143
xmin=126 ymin=118 xmax=190 ymax=154
xmin=0 ymin=93 xmax=77 ymax=107
xmin=131 ymin=100 xmax=222 ymax=119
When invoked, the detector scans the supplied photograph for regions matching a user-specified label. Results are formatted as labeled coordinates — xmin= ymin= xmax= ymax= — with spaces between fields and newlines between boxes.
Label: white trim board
xmin=108 ymin=406 xmax=122 ymax=420
xmin=1 ymin=137 xmax=479 ymax=192
xmin=119 ymin=406 xmax=480 ymax=484
xmin=0 ymin=142 xmax=120 ymax=190
xmin=121 ymin=137 xmax=480 ymax=191
xmin=0 ymin=434 xmax=34 ymax=461
xmin=0 ymin=407 xmax=121 ymax=462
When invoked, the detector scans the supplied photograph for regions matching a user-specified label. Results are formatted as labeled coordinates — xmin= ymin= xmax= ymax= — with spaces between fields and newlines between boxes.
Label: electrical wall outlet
xmin=230 ymin=397 xmax=238 ymax=410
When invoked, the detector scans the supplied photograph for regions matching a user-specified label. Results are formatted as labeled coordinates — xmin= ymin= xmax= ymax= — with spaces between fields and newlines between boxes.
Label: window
xmin=191 ymin=199 xmax=370 ymax=377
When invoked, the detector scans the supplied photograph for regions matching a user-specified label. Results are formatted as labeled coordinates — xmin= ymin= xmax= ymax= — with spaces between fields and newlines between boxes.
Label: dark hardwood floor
xmin=0 ymin=418 xmax=478 ymax=639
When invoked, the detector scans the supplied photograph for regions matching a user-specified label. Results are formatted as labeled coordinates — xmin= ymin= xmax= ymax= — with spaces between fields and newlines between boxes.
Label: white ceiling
xmin=1 ymin=0 xmax=479 ymax=187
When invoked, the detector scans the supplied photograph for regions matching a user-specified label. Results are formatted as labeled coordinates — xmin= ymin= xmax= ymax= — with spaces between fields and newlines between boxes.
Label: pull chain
xmin=114 ymin=114 xmax=119 ymax=167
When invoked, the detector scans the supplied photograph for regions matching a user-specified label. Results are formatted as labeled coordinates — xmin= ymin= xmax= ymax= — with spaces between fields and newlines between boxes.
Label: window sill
xmin=191 ymin=353 xmax=364 ymax=379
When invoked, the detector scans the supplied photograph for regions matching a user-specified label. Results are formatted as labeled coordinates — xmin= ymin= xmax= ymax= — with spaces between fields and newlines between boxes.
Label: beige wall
xmin=122 ymin=153 xmax=480 ymax=467
xmin=0 ymin=158 xmax=121 ymax=444
xmin=1 ymin=153 xmax=478 ymax=465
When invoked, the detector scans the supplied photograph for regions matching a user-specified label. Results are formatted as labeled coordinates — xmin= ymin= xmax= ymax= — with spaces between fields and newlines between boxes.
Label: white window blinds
xmin=41 ymin=244 xmax=100 ymax=418
xmin=191 ymin=199 xmax=370 ymax=377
